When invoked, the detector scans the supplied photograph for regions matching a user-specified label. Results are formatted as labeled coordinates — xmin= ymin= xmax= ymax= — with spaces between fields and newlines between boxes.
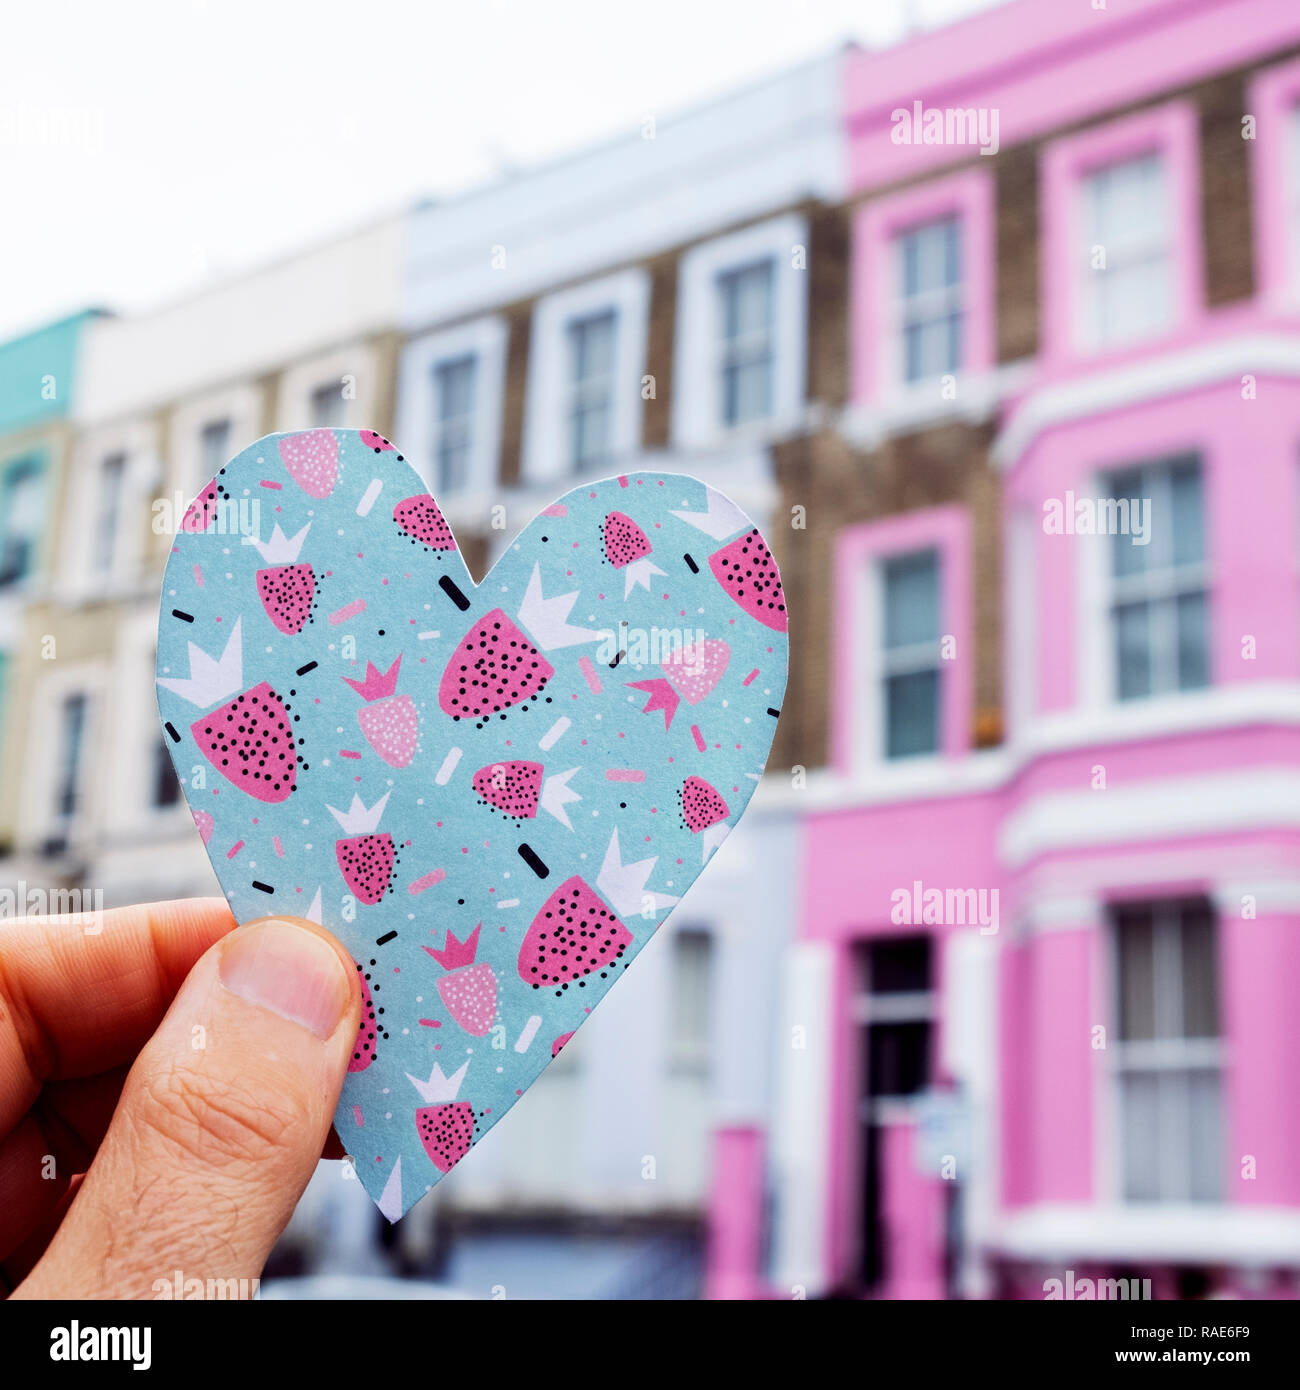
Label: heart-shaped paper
xmin=156 ymin=428 xmax=787 ymax=1218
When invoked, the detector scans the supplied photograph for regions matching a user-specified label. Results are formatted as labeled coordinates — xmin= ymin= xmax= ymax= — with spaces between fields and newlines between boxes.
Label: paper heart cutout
xmin=156 ymin=428 xmax=787 ymax=1219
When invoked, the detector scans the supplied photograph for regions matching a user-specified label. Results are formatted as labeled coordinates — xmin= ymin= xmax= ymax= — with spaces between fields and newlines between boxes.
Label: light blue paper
xmin=156 ymin=428 xmax=788 ymax=1218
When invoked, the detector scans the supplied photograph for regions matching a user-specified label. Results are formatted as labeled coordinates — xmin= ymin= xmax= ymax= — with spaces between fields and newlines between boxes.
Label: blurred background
xmin=3 ymin=0 xmax=1300 ymax=1299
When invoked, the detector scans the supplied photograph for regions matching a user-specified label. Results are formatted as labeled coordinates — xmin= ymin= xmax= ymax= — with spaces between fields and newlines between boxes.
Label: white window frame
xmin=277 ymin=341 xmax=378 ymax=433
xmin=673 ymin=212 xmax=807 ymax=451
xmin=1108 ymin=900 xmax=1224 ymax=1206
xmin=395 ymin=315 xmax=507 ymax=498
xmin=878 ymin=548 xmax=944 ymax=762
xmin=1077 ymin=152 xmax=1173 ymax=353
xmin=852 ymin=554 xmax=946 ymax=779
xmin=63 ymin=419 xmax=159 ymax=599
xmin=168 ymin=383 xmax=261 ymax=500
xmin=114 ymin=608 xmax=191 ymax=834
xmin=19 ymin=661 xmax=107 ymax=851
xmin=892 ymin=216 xmax=964 ymax=390
xmin=523 ymin=268 xmax=648 ymax=485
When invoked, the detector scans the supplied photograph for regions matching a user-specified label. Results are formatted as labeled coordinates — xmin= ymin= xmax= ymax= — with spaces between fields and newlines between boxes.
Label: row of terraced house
xmin=4 ymin=0 xmax=1300 ymax=1299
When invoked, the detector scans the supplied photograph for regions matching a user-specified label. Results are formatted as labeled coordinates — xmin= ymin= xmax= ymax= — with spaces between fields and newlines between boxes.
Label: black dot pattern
xmin=336 ymin=833 xmax=397 ymax=905
xmin=709 ymin=527 xmax=786 ymax=630
xmin=190 ymin=680 xmax=299 ymax=801
xmin=438 ymin=610 xmax=554 ymax=728
xmin=517 ymin=877 xmax=633 ymax=996
xmin=350 ymin=959 xmax=389 ymax=1071
xmin=256 ymin=562 xmax=318 ymax=634
xmin=416 ymin=1102 xmax=478 ymax=1174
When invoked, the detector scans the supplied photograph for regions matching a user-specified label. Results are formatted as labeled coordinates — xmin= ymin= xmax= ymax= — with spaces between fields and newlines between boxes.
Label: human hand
xmin=1 ymin=899 xmax=360 ymax=1298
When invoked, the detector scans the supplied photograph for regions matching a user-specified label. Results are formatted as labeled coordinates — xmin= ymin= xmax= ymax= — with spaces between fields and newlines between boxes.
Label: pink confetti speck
xmin=606 ymin=769 xmax=645 ymax=782
xmin=419 ymin=1019 xmax=442 ymax=1028
xmin=353 ymin=1106 xmax=364 ymax=1127
xmin=339 ymin=749 xmax=362 ymax=759
xmin=618 ymin=476 xmax=629 ymax=488
xmin=226 ymin=840 xmax=244 ymax=859
xmin=409 ymin=869 xmax=447 ymax=894
xmin=193 ymin=564 xmax=204 ymax=587
xmin=743 ymin=668 xmax=759 ymax=686
xmin=330 ymin=598 xmax=366 ymax=624
xmin=690 ymin=725 xmax=706 ymax=752
xmin=273 ymin=836 xmax=284 ymax=858
xmin=259 ymin=479 xmax=283 ymax=490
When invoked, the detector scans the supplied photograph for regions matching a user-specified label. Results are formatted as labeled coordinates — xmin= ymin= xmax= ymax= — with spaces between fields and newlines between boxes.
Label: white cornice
xmin=994 ymin=331 xmax=1300 ymax=467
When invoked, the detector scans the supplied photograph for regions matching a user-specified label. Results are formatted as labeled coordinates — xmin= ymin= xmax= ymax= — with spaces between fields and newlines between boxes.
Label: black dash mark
xmin=767 ymin=707 xmax=781 ymax=718
xmin=439 ymin=575 xmax=471 ymax=611
xmin=295 ymin=660 xmax=318 ymax=676
xmin=518 ymin=844 xmax=549 ymax=879
xmin=164 ymin=721 xmax=181 ymax=743
xmin=375 ymin=929 xmax=398 ymax=946
xmin=252 ymin=881 xmax=275 ymax=894
xmin=171 ymin=609 xmax=194 ymax=623
xmin=609 ymin=650 xmax=624 ymax=669
xmin=684 ymin=553 xmax=699 ymax=574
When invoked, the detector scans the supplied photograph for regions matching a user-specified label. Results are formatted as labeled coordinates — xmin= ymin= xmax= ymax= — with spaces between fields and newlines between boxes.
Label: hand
xmin=0 ymin=899 xmax=360 ymax=1298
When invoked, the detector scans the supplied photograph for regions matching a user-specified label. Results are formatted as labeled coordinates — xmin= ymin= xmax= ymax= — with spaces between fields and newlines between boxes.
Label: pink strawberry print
xmin=181 ymin=473 xmax=229 ymax=534
xmin=189 ymin=680 xmax=299 ymax=803
xmin=279 ymin=429 xmax=339 ymax=499
xmin=518 ymin=877 xmax=633 ymax=995
xmin=602 ymin=510 xmax=652 ymax=568
xmin=394 ymin=494 xmax=456 ymax=552
xmin=360 ymin=429 xmax=395 ymax=451
xmin=416 ymin=1102 xmax=476 ymax=1173
xmin=343 ymin=655 xmax=418 ymax=768
xmin=551 ymin=1032 xmax=575 ymax=1058
xmin=438 ymin=610 xmax=554 ymax=728
xmin=191 ymin=809 xmax=215 ymax=845
xmin=350 ymin=962 xmax=382 ymax=1072
xmin=680 ymin=775 xmax=729 ymax=832
xmin=423 ymin=924 xmax=497 ymax=1036
xmin=328 ymin=793 xmax=397 ymax=904
xmin=336 ymin=835 xmax=395 ymax=905
xmin=256 ymin=563 xmax=316 ymax=634
xmin=709 ymin=528 xmax=786 ymax=632
xmin=472 ymin=759 xmax=542 ymax=820
xmin=627 ymin=638 xmax=730 ymax=729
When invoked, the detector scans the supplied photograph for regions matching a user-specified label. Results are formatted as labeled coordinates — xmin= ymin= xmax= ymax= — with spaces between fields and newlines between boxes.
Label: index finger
xmin=0 ymin=897 xmax=237 ymax=1137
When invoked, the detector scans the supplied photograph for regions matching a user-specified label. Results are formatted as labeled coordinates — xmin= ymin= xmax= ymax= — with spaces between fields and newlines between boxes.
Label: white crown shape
xmin=517 ymin=563 xmax=601 ymax=650
xmin=157 ymin=617 xmax=244 ymax=708
xmin=539 ymin=767 xmax=582 ymax=831
xmin=596 ymin=827 xmax=680 ymax=917
xmin=326 ymin=791 xmax=390 ymax=836
xmin=670 ymin=486 xmax=748 ymax=541
xmin=248 ymin=521 xmax=310 ymax=565
xmin=406 ymin=1059 xmax=469 ymax=1103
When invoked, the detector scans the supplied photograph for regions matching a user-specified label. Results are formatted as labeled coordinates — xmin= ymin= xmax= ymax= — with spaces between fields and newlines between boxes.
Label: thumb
xmin=14 ymin=916 xmax=360 ymax=1300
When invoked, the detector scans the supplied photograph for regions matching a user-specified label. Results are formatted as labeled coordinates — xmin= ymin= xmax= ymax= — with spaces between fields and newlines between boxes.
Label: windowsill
xmin=843 ymin=360 xmax=1032 ymax=449
xmin=993 ymin=1202 xmax=1300 ymax=1265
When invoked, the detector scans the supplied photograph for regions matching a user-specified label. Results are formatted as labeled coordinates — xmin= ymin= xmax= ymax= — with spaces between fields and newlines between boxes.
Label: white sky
xmin=0 ymin=0 xmax=1007 ymax=341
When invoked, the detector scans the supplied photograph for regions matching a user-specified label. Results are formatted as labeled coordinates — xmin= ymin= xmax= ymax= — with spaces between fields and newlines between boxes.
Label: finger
xmin=0 ymin=1067 xmax=129 ymax=1262
xmin=0 ymin=898 xmax=237 ymax=1134
xmin=13 ymin=916 xmax=359 ymax=1299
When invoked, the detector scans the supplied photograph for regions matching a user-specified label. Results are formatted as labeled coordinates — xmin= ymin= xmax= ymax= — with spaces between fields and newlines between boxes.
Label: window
xmin=0 ymin=457 xmax=44 ymax=587
xmin=717 ymin=258 xmax=775 ymax=428
xmin=432 ymin=355 xmax=478 ymax=493
xmin=56 ymin=692 xmax=87 ymax=820
xmin=668 ymin=929 xmax=713 ymax=1073
xmin=880 ymin=549 xmax=942 ymax=758
xmin=1113 ymin=899 xmax=1222 ymax=1203
xmin=567 ymin=310 xmax=617 ymax=471
xmin=1108 ymin=456 xmax=1208 ymax=700
xmin=309 ymin=383 xmax=345 ymax=428
xmin=897 ymin=217 xmax=962 ymax=383
xmin=199 ymin=419 xmax=231 ymax=481
xmin=1082 ymin=153 xmax=1172 ymax=348
xmin=93 ymin=453 xmax=126 ymax=575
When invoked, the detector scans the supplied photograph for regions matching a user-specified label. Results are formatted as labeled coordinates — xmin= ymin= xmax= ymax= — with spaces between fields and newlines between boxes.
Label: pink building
xmin=710 ymin=0 xmax=1300 ymax=1300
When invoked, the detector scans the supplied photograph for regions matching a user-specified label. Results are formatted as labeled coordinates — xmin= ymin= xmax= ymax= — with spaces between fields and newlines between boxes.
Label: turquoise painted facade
xmin=0 ymin=309 xmax=102 ymax=437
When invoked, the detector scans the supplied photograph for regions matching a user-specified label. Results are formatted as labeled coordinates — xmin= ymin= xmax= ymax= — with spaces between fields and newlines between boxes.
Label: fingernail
xmin=218 ymin=920 xmax=352 ymax=1038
